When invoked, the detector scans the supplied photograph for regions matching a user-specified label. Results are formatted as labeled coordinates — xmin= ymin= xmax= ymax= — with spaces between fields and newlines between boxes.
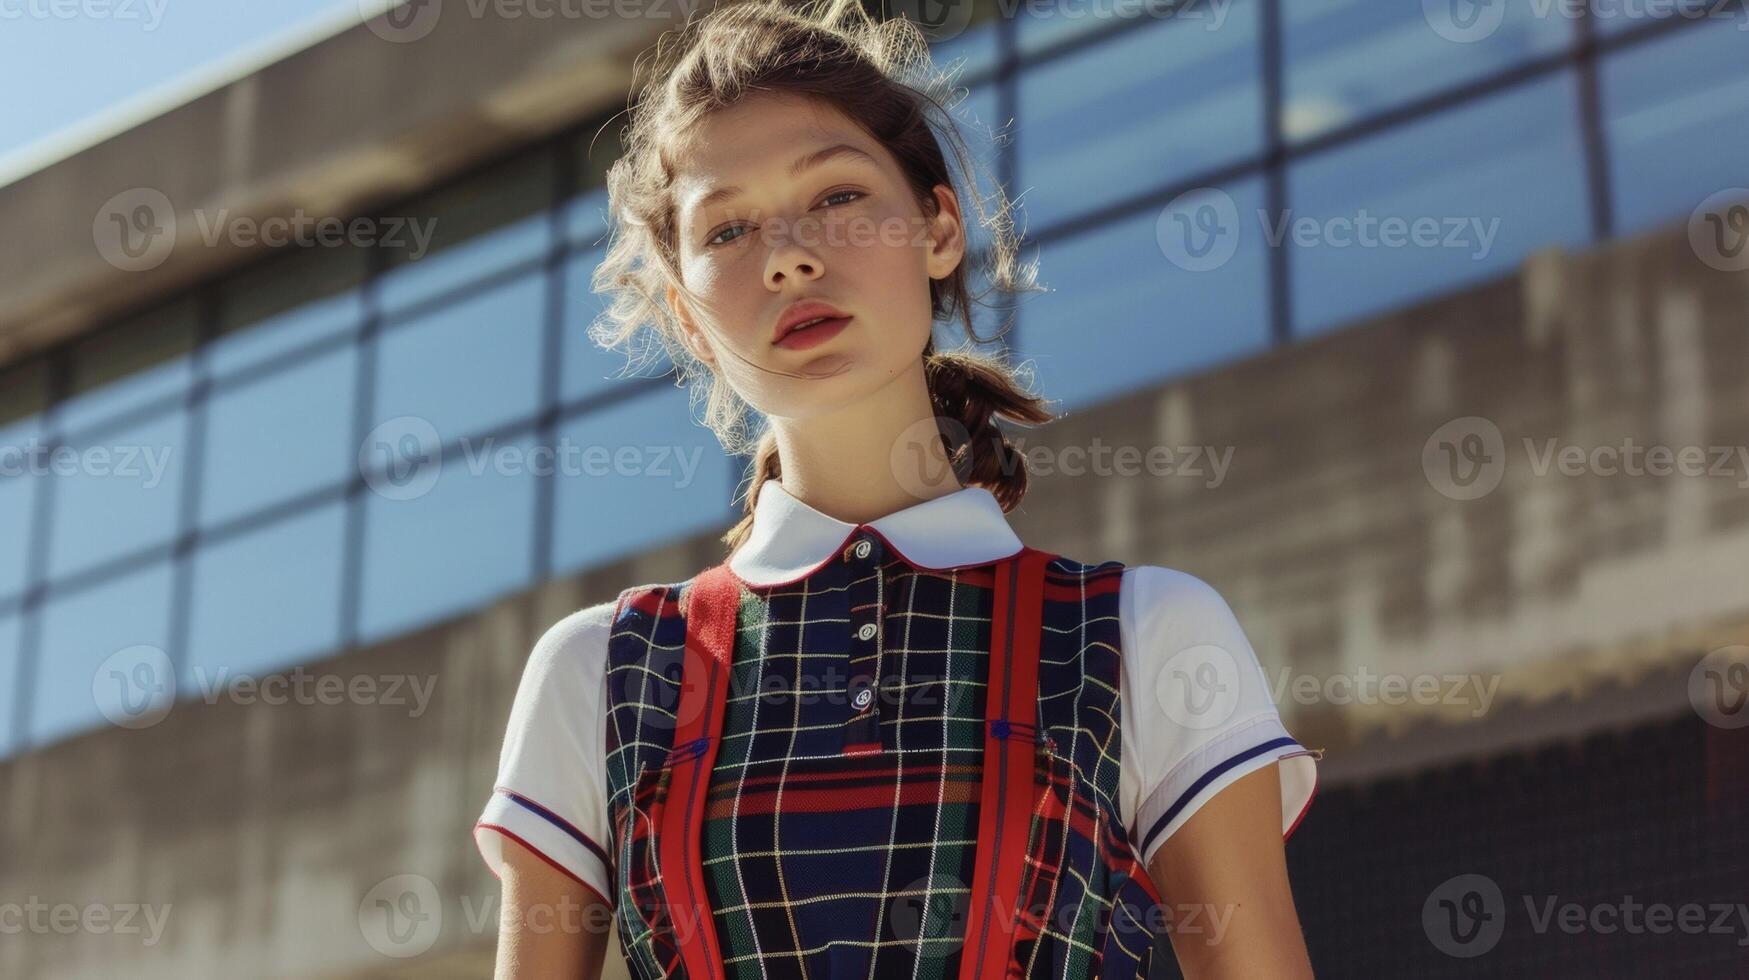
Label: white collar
xmin=727 ymin=480 xmax=1026 ymax=587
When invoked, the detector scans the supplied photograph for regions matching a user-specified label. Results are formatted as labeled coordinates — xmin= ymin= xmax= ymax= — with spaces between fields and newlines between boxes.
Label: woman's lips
xmin=774 ymin=315 xmax=852 ymax=350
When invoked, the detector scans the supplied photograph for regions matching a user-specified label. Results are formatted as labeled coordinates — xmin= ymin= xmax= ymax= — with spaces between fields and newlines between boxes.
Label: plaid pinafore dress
xmin=603 ymin=540 xmax=1164 ymax=979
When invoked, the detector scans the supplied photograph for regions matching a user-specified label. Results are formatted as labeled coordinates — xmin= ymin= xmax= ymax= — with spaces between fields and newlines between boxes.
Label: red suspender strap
xmin=660 ymin=564 xmax=738 ymax=980
xmin=959 ymin=547 xmax=1050 ymax=980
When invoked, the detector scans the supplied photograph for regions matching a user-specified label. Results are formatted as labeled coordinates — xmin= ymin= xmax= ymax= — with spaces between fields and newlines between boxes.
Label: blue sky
xmin=0 ymin=0 xmax=362 ymax=179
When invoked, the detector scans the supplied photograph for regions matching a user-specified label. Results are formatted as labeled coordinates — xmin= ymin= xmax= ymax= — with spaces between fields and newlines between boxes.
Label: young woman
xmin=473 ymin=1 xmax=1319 ymax=977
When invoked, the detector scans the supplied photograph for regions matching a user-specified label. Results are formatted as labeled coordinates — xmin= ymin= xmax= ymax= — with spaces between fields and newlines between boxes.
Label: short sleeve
xmin=1119 ymin=565 xmax=1319 ymax=869
xmin=473 ymin=598 xmax=618 ymax=908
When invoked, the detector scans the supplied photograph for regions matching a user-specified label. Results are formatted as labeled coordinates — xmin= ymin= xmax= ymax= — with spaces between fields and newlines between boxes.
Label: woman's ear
xmin=667 ymin=282 xmax=717 ymax=367
xmin=924 ymin=184 xmax=967 ymax=282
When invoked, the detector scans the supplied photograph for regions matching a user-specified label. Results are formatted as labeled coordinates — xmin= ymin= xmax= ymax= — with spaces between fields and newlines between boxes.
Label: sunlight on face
xmin=666 ymin=91 xmax=963 ymax=422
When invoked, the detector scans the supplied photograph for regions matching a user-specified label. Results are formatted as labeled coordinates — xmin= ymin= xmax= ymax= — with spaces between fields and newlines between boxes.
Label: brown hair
xmin=588 ymin=0 xmax=1055 ymax=555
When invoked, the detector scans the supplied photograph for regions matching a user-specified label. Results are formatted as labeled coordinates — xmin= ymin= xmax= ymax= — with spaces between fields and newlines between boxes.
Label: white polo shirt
xmin=475 ymin=480 xmax=1318 ymax=904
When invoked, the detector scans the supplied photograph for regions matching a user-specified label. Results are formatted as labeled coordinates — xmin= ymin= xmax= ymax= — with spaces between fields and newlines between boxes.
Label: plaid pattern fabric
xmin=604 ymin=535 xmax=1162 ymax=979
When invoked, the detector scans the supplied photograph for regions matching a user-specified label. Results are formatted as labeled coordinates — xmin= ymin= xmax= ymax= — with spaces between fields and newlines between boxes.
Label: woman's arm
xmin=493 ymin=836 xmax=612 ymax=980
xmin=1146 ymin=763 xmax=1316 ymax=980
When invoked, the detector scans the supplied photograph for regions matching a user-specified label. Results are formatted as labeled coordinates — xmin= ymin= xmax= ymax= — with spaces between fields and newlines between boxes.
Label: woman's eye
xmin=706 ymin=224 xmax=750 ymax=247
xmin=704 ymin=192 xmax=861 ymax=248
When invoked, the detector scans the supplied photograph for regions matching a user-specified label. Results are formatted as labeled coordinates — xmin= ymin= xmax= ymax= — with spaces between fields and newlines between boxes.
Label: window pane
xmin=377 ymin=153 xmax=556 ymax=314
xmin=562 ymin=251 xmax=670 ymax=405
xmin=58 ymin=298 xmax=197 ymax=435
xmin=552 ymin=389 xmax=733 ymax=576
xmin=930 ymin=15 xmax=1000 ymax=79
xmin=201 ymin=345 xmax=357 ymax=528
xmin=1012 ymin=178 xmax=1273 ymax=412
xmin=950 ymin=82 xmax=1004 ymax=263
xmin=32 ymin=559 xmax=174 ymax=748
xmin=358 ymin=431 xmax=539 ymax=644
xmin=0 ymin=472 xmax=37 ymax=600
xmin=1017 ymin=0 xmax=1222 ymax=56
xmin=1017 ymin=1 xmax=1263 ymax=232
xmin=0 ymin=612 xmax=19 ymax=755
xmin=210 ymin=245 xmax=365 ymax=376
xmin=184 ymin=501 xmax=345 ymax=691
xmin=1287 ymin=72 xmax=1591 ymax=337
xmin=373 ymin=273 xmax=546 ymax=452
xmin=1601 ymin=17 xmax=1749 ymax=235
xmin=48 ymin=409 xmax=188 ymax=580
xmin=1283 ymin=0 xmax=1573 ymax=142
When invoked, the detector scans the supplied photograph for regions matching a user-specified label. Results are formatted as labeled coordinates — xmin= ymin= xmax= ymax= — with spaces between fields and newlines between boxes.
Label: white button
xmin=853 ymin=540 xmax=872 ymax=559
xmin=856 ymin=623 xmax=877 ymax=641
xmin=852 ymin=687 xmax=874 ymax=711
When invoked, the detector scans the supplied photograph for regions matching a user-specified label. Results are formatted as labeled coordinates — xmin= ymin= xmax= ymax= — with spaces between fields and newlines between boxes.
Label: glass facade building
xmin=1 ymin=1 xmax=1745 ymax=755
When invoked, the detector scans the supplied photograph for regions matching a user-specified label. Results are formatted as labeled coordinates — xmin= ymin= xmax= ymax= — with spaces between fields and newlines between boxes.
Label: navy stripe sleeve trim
xmin=497 ymin=787 xmax=613 ymax=870
xmin=1138 ymin=735 xmax=1298 ymax=860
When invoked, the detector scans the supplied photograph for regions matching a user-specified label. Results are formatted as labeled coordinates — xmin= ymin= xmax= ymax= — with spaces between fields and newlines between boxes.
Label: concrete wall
xmin=3 ymin=215 xmax=1746 ymax=978
xmin=0 ymin=3 xmax=670 ymax=364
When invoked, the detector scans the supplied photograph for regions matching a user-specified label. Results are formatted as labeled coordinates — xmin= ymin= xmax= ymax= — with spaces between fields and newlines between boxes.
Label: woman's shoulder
xmin=527 ymin=578 xmax=675 ymax=665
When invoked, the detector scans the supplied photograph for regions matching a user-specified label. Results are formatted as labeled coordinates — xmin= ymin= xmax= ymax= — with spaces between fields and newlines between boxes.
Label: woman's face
xmin=665 ymin=92 xmax=965 ymax=421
